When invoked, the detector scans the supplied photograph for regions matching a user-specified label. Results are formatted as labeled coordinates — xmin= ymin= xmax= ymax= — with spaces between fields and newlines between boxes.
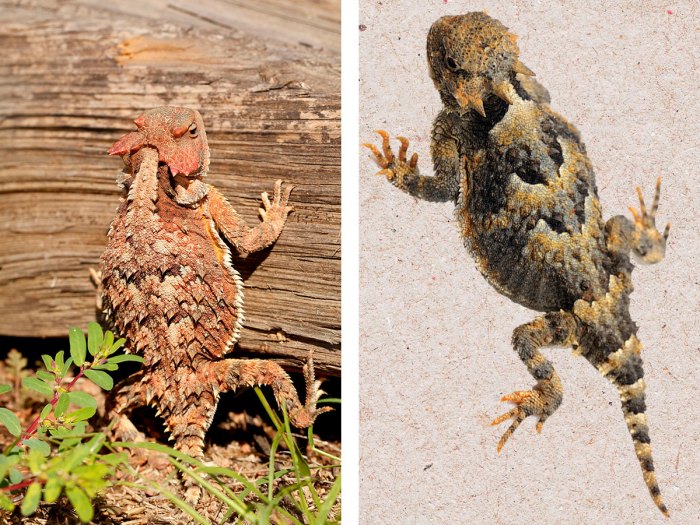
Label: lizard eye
xmin=445 ymin=56 xmax=458 ymax=71
xmin=188 ymin=123 xmax=198 ymax=138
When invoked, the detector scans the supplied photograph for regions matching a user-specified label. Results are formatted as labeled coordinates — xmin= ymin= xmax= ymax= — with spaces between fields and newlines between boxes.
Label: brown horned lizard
xmin=365 ymin=12 xmax=671 ymax=516
xmin=96 ymin=106 xmax=331 ymax=461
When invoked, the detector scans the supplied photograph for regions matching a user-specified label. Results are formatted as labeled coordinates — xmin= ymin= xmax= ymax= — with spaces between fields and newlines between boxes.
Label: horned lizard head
xmin=426 ymin=12 xmax=534 ymax=117
xmin=109 ymin=106 xmax=210 ymax=178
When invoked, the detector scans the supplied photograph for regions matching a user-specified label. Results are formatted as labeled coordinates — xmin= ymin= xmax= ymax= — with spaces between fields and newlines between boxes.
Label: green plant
xmin=0 ymin=322 xmax=143 ymax=522
xmin=114 ymin=389 xmax=341 ymax=524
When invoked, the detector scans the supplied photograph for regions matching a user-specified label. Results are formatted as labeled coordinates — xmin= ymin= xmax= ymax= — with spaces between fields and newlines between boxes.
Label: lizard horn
xmin=492 ymin=81 xmax=516 ymax=104
xmin=513 ymin=59 xmax=535 ymax=76
xmin=108 ymin=130 xmax=145 ymax=156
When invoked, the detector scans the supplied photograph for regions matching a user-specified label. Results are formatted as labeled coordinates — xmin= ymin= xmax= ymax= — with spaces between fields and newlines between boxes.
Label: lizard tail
xmin=618 ymin=381 xmax=668 ymax=517
xmin=599 ymin=335 xmax=669 ymax=517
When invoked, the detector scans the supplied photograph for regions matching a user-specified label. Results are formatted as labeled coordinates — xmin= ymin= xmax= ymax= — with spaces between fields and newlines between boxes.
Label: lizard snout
xmin=108 ymin=130 xmax=146 ymax=157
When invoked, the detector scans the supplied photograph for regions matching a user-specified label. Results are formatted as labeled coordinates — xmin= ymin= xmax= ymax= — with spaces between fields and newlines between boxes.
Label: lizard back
xmin=100 ymin=149 xmax=244 ymax=368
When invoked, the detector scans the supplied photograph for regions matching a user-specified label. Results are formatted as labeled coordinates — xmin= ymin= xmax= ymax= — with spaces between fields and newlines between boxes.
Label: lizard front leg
xmin=88 ymin=268 xmax=104 ymax=314
xmin=491 ymin=311 xmax=577 ymax=452
xmin=208 ymin=180 xmax=293 ymax=254
xmin=363 ymin=114 xmax=462 ymax=202
xmin=606 ymin=177 xmax=670 ymax=264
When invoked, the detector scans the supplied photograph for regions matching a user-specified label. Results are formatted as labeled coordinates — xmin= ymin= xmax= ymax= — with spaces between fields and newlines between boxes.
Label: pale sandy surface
xmin=359 ymin=1 xmax=700 ymax=523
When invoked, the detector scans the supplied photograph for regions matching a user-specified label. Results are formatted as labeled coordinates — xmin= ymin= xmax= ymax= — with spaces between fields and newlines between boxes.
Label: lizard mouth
xmin=164 ymin=163 xmax=210 ymax=205
xmin=167 ymin=165 xmax=204 ymax=185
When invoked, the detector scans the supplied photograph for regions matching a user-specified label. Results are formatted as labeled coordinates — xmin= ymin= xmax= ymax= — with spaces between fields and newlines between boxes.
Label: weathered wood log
xmin=0 ymin=0 xmax=340 ymax=374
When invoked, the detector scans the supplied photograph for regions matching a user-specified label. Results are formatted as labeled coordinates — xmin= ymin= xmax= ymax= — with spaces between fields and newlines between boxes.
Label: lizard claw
xmin=491 ymin=386 xmax=559 ymax=453
xmin=363 ymin=130 xmax=419 ymax=186
xmin=396 ymin=136 xmax=418 ymax=168
xmin=289 ymin=350 xmax=334 ymax=427
xmin=259 ymin=180 xmax=294 ymax=221
xmin=629 ymin=177 xmax=669 ymax=264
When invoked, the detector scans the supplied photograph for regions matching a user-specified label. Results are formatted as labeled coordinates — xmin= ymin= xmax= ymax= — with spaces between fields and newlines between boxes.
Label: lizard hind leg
xmin=158 ymin=375 xmax=221 ymax=504
xmin=491 ymin=311 xmax=577 ymax=452
xmin=211 ymin=351 xmax=333 ymax=429
xmin=595 ymin=334 xmax=669 ymax=516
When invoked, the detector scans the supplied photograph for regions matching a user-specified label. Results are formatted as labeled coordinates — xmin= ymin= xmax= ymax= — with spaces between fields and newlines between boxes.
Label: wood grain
xmin=0 ymin=0 xmax=340 ymax=374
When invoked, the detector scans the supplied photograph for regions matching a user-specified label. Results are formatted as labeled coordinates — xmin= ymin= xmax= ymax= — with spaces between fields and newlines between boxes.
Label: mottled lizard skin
xmin=365 ymin=13 xmax=671 ymax=516
xmin=97 ymin=107 xmax=331 ymax=463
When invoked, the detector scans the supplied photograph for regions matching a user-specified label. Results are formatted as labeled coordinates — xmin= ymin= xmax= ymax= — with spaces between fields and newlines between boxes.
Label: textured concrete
xmin=359 ymin=2 xmax=700 ymax=523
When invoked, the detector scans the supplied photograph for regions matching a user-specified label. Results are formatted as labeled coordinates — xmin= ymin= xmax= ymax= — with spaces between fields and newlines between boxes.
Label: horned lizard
xmin=365 ymin=13 xmax=671 ymax=516
xmin=96 ymin=106 xmax=331 ymax=461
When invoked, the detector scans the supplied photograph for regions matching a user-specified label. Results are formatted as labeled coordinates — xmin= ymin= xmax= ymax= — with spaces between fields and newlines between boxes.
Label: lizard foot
xmin=183 ymin=479 xmax=204 ymax=505
xmin=288 ymin=350 xmax=334 ymax=428
xmin=362 ymin=130 xmax=418 ymax=188
xmin=259 ymin=179 xmax=294 ymax=223
xmin=629 ymin=177 xmax=670 ymax=264
xmin=490 ymin=382 xmax=561 ymax=453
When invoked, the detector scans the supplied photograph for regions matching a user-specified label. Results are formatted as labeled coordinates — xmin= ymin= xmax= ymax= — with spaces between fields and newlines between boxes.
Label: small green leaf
xmin=69 ymin=421 xmax=88 ymax=436
xmin=58 ymin=437 xmax=81 ymax=452
xmin=61 ymin=357 xmax=74 ymax=376
xmin=67 ymin=407 xmax=96 ymax=422
xmin=63 ymin=433 xmax=105 ymax=473
xmin=92 ymin=363 xmax=118 ymax=371
xmin=69 ymin=327 xmax=86 ymax=367
xmin=4 ymin=454 xmax=20 ymax=466
xmin=55 ymin=350 xmax=65 ymax=371
xmin=36 ymin=370 xmax=55 ymax=382
xmin=40 ymin=403 xmax=53 ymax=421
xmin=102 ymin=330 xmax=114 ymax=354
xmin=0 ymin=456 xmax=10 ymax=479
xmin=55 ymin=393 xmax=70 ymax=418
xmin=107 ymin=354 xmax=144 ymax=364
xmin=67 ymin=391 xmax=97 ymax=409
xmin=0 ymin=384 xmax=11 ymax=395
xmin=73 ymin=464 xmax=110 ymax=496
xmin=41 ymin=354 xmax=53 ymax=371
xmin=20 ymin=481 xmax=42 ymax=516
xmin=291 ymin=441 xmax=311 ymax=479
xmin=24 ymin=438 xmax=51 ymax=457
xmin=26 ymin=449 xmax=45 ymax=473
xmin=108 ymin=338 xmax=126 ymax=355
xmin=66 ymin=484 xmax=94 ymax=522
xmin=49 ymin=426 xmax=68 ymax=438
xmin=9 ymin=467 xmax=22 ymax=484
xmin=83 ymin=369 xmax=113 ymax=391
xmin=22 ymin=377 xmax=53 ymax=397
xmin=44 ymin=476 xmax=63 ymax=503
xmin=0 ymin=408 xmax=21 ymax=437
xmin=0 ymin=490 xmax=15 ymax=511
xmin=87 ymin=322 xmax=103 ymax=357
